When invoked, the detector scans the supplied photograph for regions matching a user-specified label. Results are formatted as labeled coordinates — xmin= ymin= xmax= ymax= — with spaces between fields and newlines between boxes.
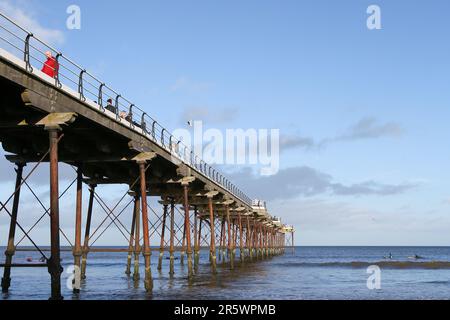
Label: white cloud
xmin=271 ymin=198 xmax=450 ymax=246
xmin=0 ymin=0 xmax=64 ymax=45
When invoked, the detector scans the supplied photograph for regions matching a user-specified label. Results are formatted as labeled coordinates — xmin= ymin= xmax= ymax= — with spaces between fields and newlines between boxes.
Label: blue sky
xmin=0 ymin=0 xmax=450 ymax=246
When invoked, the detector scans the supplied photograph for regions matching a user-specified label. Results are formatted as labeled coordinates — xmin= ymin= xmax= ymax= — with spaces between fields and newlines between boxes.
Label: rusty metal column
xmin=182 ymin=183 xmax=193 ymax=278
xmin=261 ymin=225 xmax=265 ymax=258
xmin=1 ymin=162 xmax=25 ymax=293
xmin=48 ymin=128 xmax=63 ymax=300
xmin=246 ymin=216 xmax=252 ymax=261
xmin=138 ymin=162 xmax=152 ymax=291
xmin=238 ymin=213 xmax=244 ymax=263
xmin=245 ymin=216 xmax=252 ymax=261
xmin=219 ymin=218 xmax=225 ymax=262
xmin=230 ymin=217 xmax=235 ymax=259
xmin=207 ymin=196 xmax=217 ymax=273
xmin=225 ymin=205 xmax=233 ymax=269
xmin=196 ymin=218 xmax=202 ymax=271
xmin=253 ymin=223 xmax=257 ymax=260
xmin=81 ymin=184 xmax=95 ymax=280
xmin=261 ymin=224 xmax=265 ymax=259
xmin=256 ymin=223 xmax=260 ymax=260
xmin=157 ymin=203 xmax=168 ymax=271
xmin=253 ymin=220 xmax=259 ymax=260
xmin=72 ymin=165 xmax=83 ymax=293
xmin=274 ymin=230 xmax=277 ymax=255
xmin=271 ymin=230 xmax=274 ymax=256
xmin=277 ymin=231 xmax=280 ymax=255
xmin=232 ymin=219 xmax=237 ymax=261
xmin=133 ymin=194 xmax=141 ymax=281
xmin=169 ymin=199 xmax=175 ymax=275
xmin=274 ymin=232 xmax=277 ymax=255
xmin=279 ymin=233 xmax=282 ymax=255
xmin=193 ymin=206 xmax=199 ymax=270
xmin=259 ymin=223 xmax=263 ymax=260
xmin=125 ymin=194 xmax=137 ymax=276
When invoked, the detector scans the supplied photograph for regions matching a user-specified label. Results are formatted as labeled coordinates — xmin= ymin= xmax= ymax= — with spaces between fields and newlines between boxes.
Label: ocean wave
xmin=280 ymin=261 xmax=450 ymax=269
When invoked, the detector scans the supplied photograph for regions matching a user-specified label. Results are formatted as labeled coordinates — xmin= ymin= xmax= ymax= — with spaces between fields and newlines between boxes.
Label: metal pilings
xmin=157 ymin=203 xmax=168 ymax=271
xmin=133 ymin=193 xmax=141 ymax=281
xmin=193 ymin=207 xmax=200 ymax=271
xmin=1 ymin=162 xmax=25 ymax=293
xmin=182 ymin=183 xmax=193 ymax=279
xmin=72 ymin=165 xmax=83 ymax=293
xmin=125 ymin=193 xmax=137 ymax=276
xmin=138 ymin=162 xmax=152 ymax=292
xmin=81 ymin=184 xmax=95 ymax=280
xmin=238 ymin=213 xmax=244 ymax=263
xmin=225 ymin=205 xmax=233 ymax=269
xmin=169 ymin=199 xmax=175 ymax=276
xmin=207 ymin=196 xmax=217 ymax=273
xmin=48 ymin=128 xmax=63 ymax=300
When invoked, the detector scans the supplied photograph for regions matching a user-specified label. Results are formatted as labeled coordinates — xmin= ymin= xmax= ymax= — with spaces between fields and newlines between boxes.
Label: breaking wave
xmin=281 ymin=261 xmax=450 ymax=269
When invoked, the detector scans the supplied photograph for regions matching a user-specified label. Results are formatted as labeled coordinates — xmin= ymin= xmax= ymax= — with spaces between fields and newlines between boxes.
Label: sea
xmin=0 ymin=246 xmax=449 ymax=300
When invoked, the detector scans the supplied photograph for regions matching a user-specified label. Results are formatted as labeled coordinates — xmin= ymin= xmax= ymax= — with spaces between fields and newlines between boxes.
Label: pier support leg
xmin=182 ymin=183 xmax=193 ymax=279
xmin=48 ymin=128 xmax=63 ymax=300
xmin=81 ymin=184 xmax=95 ymax=280
xmin=169 ymin=200 xmax=175 ymax=275
xmin=238 ymin=213 xmax=244 ymax=263
xmin=139 ymin=162 xmax=152 ymax=292
xmin=193 ymin=207 xmax=199 ymax=271
xmin=246 ymin=216 xmax=252 ymax=261
xmin=207 ymin=196 xmax=217 ymax=273
xmin=255 ymin=223 xmax=260 ymax=260
xmin=260 ymin=226 xmax=264 ymax=259
xmin=133 ymin=194 xmax=141 ymax=281
xmin=233 ymin=220 xmax=237 ymax=262
xmin=196 ymin=218 xmax=202 ymax=270
xmin=220 ymin=219 xmax=225 ymax=263
xmin=180 ymin=218 xmax=186 ymax=266
xmin=157 ymin=204 xmax=168 ymax=271
xmin=1 ymin=162 xmax=25 ymax=293
xmin=125 ymin=194 xmax=137 ymax=276
xmin=225 ymin=205 xmax=233 ymax=269
xmin=72 ymin=165 xmax=83 ymax=293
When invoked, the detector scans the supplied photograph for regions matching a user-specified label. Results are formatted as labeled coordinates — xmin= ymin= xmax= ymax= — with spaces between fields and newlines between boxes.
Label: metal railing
xmin=0 ymin=11 xmax=252 ymax=206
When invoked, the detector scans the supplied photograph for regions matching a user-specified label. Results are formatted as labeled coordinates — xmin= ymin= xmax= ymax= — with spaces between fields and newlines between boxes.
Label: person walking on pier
xmin=41 ymin=51 xmax=59 ymax=78
xmin=105 ymin=98 xmax=118 ymax=114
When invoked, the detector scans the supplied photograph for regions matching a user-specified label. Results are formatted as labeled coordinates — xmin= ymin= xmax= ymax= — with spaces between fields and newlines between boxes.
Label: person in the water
xmin=383 ymin=253 xmax=393 ymax=259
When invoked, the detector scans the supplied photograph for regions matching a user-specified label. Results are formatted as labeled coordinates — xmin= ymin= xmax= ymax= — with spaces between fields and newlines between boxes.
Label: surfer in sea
xmin=383 ymin=253 xmax=393 ymax=259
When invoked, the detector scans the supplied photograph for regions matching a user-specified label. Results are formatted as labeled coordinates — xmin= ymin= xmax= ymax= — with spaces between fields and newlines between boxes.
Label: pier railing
xmin=0 ymin=11 xmax=252 ymax=206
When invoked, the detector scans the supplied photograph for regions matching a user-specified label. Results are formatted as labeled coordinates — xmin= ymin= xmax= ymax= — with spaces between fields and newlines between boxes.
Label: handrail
xmin=0 ymin=11 xmax=253 ymax=207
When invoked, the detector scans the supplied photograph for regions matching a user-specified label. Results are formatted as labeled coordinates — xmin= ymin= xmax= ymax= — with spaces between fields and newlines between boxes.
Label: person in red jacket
xmin=41 ymin=51 xmax=59 ymax=78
